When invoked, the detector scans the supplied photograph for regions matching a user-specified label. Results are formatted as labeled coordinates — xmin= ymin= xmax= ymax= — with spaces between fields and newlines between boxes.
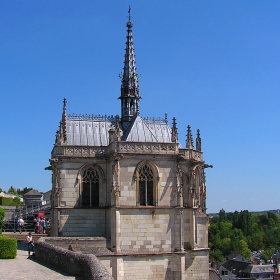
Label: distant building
xmin=23 ymin=189 xmax=43 ymax=206
xmin=219 ymin=258 xmax=273 ymax=279
xmin=42 ymin=190 xmax=51 ymax=205
xmin=47 ymin=10 xmax=211 ymax=280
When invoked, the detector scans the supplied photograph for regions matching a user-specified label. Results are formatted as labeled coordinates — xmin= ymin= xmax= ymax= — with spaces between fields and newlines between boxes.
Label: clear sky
xmin=1 ymin=1 xmax=279 ymax=214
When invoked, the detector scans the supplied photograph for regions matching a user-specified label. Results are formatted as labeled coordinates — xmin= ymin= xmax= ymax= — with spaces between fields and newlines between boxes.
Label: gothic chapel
xmin=48 ymin=10 xmax=210 ymax=280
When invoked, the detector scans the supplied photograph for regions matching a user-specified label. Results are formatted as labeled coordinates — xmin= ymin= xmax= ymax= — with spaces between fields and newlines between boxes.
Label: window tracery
xmin=138 ymin=164 xmax=154 ymax=206
xmin=82 ymin=167 xmax=99 ymax=207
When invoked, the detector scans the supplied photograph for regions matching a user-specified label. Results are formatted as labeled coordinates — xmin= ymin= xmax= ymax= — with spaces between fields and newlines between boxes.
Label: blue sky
xmin=1 ymin=1 xmax=279 ymax=213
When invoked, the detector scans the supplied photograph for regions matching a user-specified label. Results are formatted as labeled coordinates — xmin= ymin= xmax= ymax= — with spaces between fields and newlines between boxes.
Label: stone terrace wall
xmin=35 ymin=237 xmax=113 ymax=280
xmin=43 ymin=237 xmax=107 ymax=251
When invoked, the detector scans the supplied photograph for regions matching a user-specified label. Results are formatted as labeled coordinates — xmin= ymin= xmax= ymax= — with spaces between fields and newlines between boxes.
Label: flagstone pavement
xmin=0 ymin=249 xmax=84 ymax=280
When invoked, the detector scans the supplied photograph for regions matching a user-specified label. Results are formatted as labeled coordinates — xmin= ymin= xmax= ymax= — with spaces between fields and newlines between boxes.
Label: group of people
xmin=33 ymin=217 xmax=51 ymax=234
xmin=16 ymin=215 xmax=52 ymax=257
xmin=17 ymin=216 xmax=51 ymax=234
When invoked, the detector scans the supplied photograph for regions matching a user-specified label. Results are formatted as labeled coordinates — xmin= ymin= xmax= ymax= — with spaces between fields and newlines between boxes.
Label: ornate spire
xmin=171 ymin=117 xmax=178 ymax=143
xmin=119 ymin=6 xmax=141 ymax=126
xmin=196 ymin=129 xmax=202 ymax=151
xmin=55 ymin=98 xmax=67 ymax=146
xmin=62 ymin=98 xmax=67 ymax=142
xmin=186 ymin=125 xmax=193 ymax=149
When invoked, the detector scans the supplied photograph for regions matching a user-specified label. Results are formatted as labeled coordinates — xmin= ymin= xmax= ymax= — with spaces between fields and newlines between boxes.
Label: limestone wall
xmin=59 ymin=208 xmax=106 ymax=237
xmin=118 ymin=208 xmax=178 ymax=253
xmin=183 ymin=250 xmax=209 ymax=280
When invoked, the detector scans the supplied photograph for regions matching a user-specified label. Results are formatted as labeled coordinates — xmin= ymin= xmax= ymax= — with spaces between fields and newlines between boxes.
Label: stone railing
xmin=178 ymin=149 xmax=203 ymax=161
xmin=52 ymin=142 xmax=179 ymax=158
xmin=35 ymin=237 xmax=114 ymax=280
xmin=52 ymin=146 xmax=106 ymax=158
xmin=117 ymin=142 xmax=178 ymax=154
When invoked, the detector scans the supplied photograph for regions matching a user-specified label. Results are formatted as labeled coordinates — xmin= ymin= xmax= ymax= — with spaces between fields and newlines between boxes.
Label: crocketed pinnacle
xmin=55 ymin=98 xmax=67 ymax=146
xmin=119 ymin=7 xmax=141 ymax=124
xmin=62 ymin=98 xmax=67 ymax=142
xmin=196 ymin=129 xmax=202 ymax=151
xmin=171 ymin=117 xmax=178 ymax=143
xmin=186 ymin=125 xmax=193 ymax=149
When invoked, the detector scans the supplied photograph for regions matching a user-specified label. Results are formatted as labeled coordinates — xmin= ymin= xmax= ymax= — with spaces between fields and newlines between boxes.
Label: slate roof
xmin=66 ymin=115 xmax=174 ymax=146
xmin=67 ymin=119 xmax=113 ymax=146
xmin=122 ymin=115 xmax=172 ymax=142
xmin=24 ymin=189 xmax=42 ymax=196
xmin=243 ymin=264 xmax=274 ymax=274
xmin=221 ymin=259 xmax=251 ymax=276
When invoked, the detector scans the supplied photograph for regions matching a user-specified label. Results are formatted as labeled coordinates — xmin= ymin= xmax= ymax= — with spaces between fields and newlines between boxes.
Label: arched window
xmin=138 ymin=164 xmax=154 ymax=206
xmin=82 ymin=167 xmax=99 ymax=207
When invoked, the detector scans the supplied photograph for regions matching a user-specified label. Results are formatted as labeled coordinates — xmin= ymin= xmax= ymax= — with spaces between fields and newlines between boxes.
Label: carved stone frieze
xmin=52 ymin=146 xmax=106 ymax=158
xmin=118 ymin=142 xmax=177 ymax=154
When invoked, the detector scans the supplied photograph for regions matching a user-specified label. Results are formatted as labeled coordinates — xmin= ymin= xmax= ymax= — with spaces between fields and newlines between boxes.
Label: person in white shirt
xmin=18 ymin=216 xmax=24 ymax=234
xmin=26 ymin=232 xmax=34 ymax=256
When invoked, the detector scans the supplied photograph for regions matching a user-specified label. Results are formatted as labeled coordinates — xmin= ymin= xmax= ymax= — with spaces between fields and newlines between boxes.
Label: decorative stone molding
xmin=178 ymin=149 xmax=203 ymax=161
xmin=118 ymin=142 xmax=177 ymax=154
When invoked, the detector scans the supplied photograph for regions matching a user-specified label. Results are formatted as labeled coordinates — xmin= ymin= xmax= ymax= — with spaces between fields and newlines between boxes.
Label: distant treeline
xmin=209 ymin=209 xmax=280 ymax=263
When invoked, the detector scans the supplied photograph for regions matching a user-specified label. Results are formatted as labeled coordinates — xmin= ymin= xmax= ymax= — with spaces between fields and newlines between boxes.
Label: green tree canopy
xmin=7 ymin=186 xmax=18 ymax=195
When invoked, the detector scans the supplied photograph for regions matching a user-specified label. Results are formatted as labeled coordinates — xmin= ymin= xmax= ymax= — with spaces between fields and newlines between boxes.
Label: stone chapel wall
xmin=118 ymin=208 xmax=181 ymax=253
xmin=59 ymin=208 xmax=106 ymax=237
xmin=99 ymin=255 xmax=182 ymax=280
xmin=118 ymin=158 xmax=177 ymax=207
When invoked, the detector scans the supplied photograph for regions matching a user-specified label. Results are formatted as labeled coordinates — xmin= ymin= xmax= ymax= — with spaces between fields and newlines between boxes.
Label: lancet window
xmin=138 ymin=164 xmax=154 ymax=206
xmin=81 ymin=167 xmax=99 ymax=207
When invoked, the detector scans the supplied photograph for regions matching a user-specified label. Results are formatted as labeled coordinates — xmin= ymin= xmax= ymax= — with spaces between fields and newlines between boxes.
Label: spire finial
xmin=128 ymin=5 xmax=131 ymax=21
xmin=186 ymin=125 xmax=193 ymax=149
xmin=55 ymin=98 xmax=67 ymax=146
xmin=61 ymin=98 xmax=67 ymax=143
xmin=171 ymin=117 xmax=178 ymax=143
xmin=196 ymin=129 xmax=202 ymax=151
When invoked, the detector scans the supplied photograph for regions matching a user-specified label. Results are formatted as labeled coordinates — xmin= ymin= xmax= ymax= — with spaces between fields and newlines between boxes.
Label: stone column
xmin=116 ymin=209 xmax=121 ymax=253
xmin=51 ymin=209 xmax=58 ymax=237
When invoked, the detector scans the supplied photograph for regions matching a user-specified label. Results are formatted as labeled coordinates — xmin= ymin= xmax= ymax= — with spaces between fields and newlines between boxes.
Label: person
xmin=42 ymin=217 xmax=47 ymax=234
xmin=18 ymin=216 xmax=24 ymax=234
xmin=36 ymin=219 xmax=41 ymax=234
xmin=33 ymin=218 xmax=37 ymax=233
xmin=26 ymin=232 xmax=34 ymax=256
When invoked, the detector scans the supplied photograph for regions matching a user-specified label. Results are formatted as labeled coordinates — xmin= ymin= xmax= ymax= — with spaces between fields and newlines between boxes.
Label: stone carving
xmin=111 ymin=159 xmax=120 ymax=199
xmin=196 ymin=129 xmax=201 ymax=152
xmin=176 ymin=164 xmax=184 ymax=197
xmin=49 ymin=158 xmax=61 ymax=199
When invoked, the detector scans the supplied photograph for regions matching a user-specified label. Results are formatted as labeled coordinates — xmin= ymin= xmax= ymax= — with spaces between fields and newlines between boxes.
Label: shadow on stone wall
xmin=35 ymin=237 xmax=114 ymax=280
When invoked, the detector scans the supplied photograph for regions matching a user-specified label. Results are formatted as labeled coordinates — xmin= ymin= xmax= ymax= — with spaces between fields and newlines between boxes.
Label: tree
xmin=0 ymin=207 xmax=5 ymax=234
xmin=210 ymin=249 xmax=224 ymax=263
xmin=0 ymin=188 xmax=2 ymax=193
xmin=12 ymin=197 xmax=23 ymax=206
xmin=219 ymin=208 xmax=226 ymax=223
xmin=232 ymin=211 xmax=240 ymax=228
xmin=239 ymin=210 xmax=252 ymax=236
xmin=17 ymin=187 xmax=33 ymax=196
xmin=7 ymin=186 xmax=18 ymax=195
